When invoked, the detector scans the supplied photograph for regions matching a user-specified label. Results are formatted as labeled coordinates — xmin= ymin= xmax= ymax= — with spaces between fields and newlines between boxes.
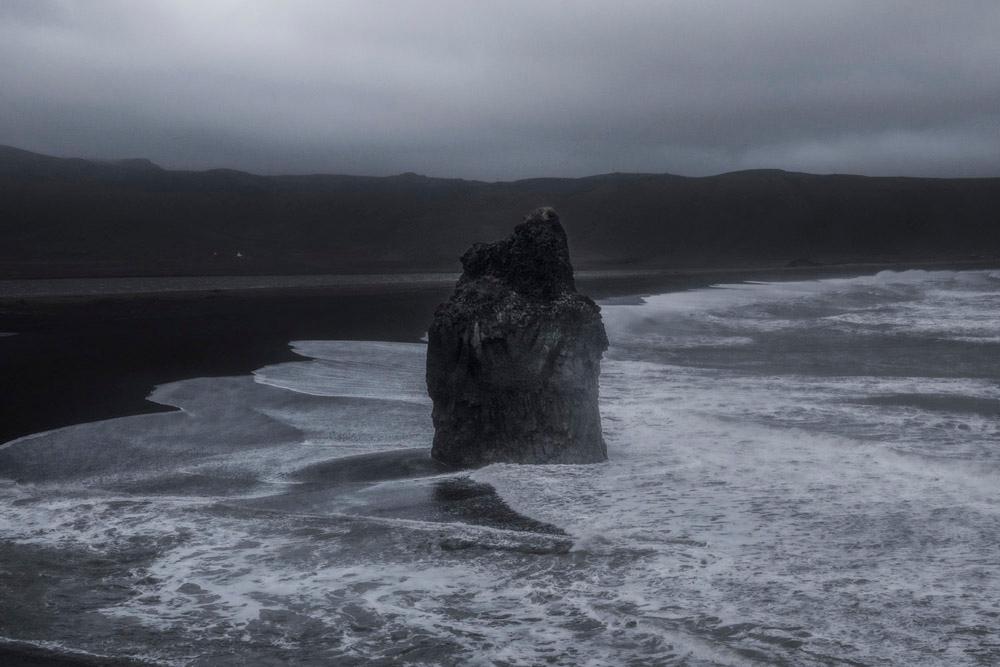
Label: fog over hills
xmin=2 ymin=145 xmax=999 ymax=278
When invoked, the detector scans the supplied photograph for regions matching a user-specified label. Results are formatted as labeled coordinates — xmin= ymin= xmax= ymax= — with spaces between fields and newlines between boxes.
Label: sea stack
xmin=426 ymin=207 xmax=608 ymax=466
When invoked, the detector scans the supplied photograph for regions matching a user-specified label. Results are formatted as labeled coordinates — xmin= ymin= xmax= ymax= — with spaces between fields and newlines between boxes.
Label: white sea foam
xmin=254 ymin=340 xmax=430 ymax=403
xmin=603 ymin=269 xmax=1000 ymax=348
xmin=1 ymin=268 xmax=999 ymax=664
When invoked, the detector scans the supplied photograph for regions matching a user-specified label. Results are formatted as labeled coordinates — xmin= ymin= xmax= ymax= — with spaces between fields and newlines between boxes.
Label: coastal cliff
xmin=426 ymin=207 xmax=608 ymax=466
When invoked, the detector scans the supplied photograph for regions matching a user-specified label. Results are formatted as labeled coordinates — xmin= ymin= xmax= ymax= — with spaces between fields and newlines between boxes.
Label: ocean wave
xmin=254 ymin=340 xmax=430 ymax=403
xmin=2 ymin=267 xmax=1000 ymax=664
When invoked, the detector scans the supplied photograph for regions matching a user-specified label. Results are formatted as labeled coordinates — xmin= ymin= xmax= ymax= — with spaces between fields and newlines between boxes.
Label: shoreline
xmin=2 ymin=261 xmax=999 ymax=666
xmin=2 ymin=259 xmax=998 ymax=446
xmin=1 ymin=256 xmax=998 ymax=302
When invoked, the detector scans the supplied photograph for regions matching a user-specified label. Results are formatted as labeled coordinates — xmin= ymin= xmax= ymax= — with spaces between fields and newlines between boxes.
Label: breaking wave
xmin=1 ymin=269 xmax=999 ymax=665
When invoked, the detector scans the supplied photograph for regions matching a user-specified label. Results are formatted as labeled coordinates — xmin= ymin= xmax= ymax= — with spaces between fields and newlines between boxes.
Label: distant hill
xmin=1 ymin=145 xmax=999 ymax=278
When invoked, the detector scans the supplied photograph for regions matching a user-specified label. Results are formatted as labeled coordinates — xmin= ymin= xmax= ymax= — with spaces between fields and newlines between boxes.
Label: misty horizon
xmin=9 ymin=142 xmax=1000 ymax=183
xmin=2 ymin=1 xmax=999 ymax=180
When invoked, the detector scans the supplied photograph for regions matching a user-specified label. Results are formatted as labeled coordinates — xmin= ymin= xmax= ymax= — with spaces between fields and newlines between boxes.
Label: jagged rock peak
xmin=458 ymin=206 xmax=575 ymax=299
xmin=426 ymin=207 xmax=608 ymax=467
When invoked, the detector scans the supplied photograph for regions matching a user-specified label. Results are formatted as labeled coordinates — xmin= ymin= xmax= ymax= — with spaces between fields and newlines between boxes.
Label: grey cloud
xmin=0 ymin=0 xmax=998 ymax=179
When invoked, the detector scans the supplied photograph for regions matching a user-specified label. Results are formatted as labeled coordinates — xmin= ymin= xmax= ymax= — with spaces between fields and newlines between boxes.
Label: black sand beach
xmin=2 ymin=260 xmax=996 ymax=446
xmin=0 ymin=271 xmax=679 ymax=445
xmin=0 ymin=285 xmax=446 ymax=446
xmin=2 ymin=260 xmax=999 ymax=666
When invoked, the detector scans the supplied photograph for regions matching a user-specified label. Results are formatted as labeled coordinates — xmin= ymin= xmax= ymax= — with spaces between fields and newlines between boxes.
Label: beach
xmin=2 ymin=261 xmax=999 ymax=665
xmin=3 ymin=260 xmax=993 ymax=445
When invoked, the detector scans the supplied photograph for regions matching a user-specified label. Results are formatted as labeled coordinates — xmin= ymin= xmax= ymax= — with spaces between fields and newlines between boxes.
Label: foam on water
xmin=1 ymin=269 xmax=999 ymax=665
xmin=254 ymin=341 xmax=430 ymax=404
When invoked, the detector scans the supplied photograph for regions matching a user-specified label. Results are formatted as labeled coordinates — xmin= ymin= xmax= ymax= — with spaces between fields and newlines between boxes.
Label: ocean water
xmin=1 ymin=269 xmax=999 ymax=665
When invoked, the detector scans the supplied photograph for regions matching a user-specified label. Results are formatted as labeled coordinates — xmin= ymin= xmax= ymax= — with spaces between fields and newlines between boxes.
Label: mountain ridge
xmin=1 ymin=145 xmax=999 ymax=278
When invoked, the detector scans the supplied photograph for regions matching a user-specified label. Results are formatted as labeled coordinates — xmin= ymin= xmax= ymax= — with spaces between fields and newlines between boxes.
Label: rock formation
xmin=426 ymin=207 xmax=608 ymax=466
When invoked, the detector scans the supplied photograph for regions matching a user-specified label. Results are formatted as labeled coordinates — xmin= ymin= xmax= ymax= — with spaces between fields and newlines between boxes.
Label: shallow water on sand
xmin=1 ymin=269 xmax=999 ymax=665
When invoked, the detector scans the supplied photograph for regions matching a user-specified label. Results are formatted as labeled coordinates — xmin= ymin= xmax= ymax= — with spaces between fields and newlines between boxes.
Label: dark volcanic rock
xmin=426 ymin=207 xmax=608 ymax=466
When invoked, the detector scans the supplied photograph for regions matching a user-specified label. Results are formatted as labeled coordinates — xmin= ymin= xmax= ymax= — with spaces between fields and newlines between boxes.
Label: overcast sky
xmin=1 ymin=1 xmax=998 ymax=180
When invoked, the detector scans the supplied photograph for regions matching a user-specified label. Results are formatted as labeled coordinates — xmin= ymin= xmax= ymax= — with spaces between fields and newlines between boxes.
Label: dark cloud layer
xmin=1 ymin=0 xmax=998 ymax=179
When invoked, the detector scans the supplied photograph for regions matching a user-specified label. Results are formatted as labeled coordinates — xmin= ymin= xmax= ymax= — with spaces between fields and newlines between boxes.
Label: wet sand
xmin=0 ymin=285 xmax=449 ymax=445
xmin=2 ymin=260 xmax=996 ymax=446
xmin=0 ymin=272 xmax=677 ymax=444
xmin=2 ymin=260 xmax=999 ymax=665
